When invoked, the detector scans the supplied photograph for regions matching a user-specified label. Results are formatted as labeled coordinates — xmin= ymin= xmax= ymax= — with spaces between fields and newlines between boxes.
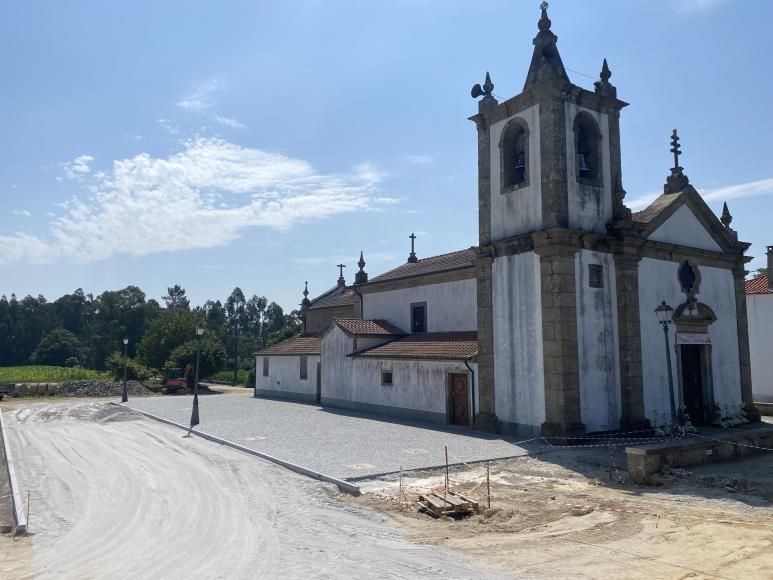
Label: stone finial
xmin=471 ymin=72 xmax=498 ymax=112
xmin=336 ymin=264 xmax=346 ymax=287
xmin=594 ymin=58 xmax=617 ymax=98
xmin=664 ymin=129 xmax=690 ymax=194
xmin=523 ymin=1 xmax=570 ymax=90
xmin=354 ymin=251 xmax=368 ymax=284
xmin=300 ymin=281 xmax=311 ymax=331
xmin=407 ymin=233 xmax=418 ymax=263
xmin=720 ymin=202 xmax=733 ymax=228
xmin=538 ymin=1 xmax=551 ymax=30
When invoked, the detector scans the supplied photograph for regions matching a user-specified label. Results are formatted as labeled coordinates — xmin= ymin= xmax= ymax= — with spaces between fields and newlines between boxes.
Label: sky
xmin=1 ymin=0 xmax=772 ymax=311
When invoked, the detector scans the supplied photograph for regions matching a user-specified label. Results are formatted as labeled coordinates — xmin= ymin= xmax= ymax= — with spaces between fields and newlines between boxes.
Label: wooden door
xmin=450 ymin=373 xmax=469 ymax=426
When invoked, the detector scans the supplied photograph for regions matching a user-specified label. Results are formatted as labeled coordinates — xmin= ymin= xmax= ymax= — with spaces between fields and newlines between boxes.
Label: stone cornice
xmin=356 ymin=266 xmax=476 ymax=294
xmin=469 ymin=79 xmax=628 ymax=127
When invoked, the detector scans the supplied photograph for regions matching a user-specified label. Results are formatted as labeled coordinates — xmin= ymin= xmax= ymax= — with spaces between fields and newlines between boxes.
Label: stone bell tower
xmin=471 ymin=2 xmax=631 ymax=436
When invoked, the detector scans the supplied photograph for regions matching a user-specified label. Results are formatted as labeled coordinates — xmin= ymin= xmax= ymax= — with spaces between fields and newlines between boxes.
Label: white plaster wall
xmin=748 ymin=294 xmax=773 ymax=402
xmin=362 ymin=278 xmax=477 ymax=333
xmin=255 ymin=355 xmax=320 ymax=396
xmin=321 ymin=326 xmax=355 ymax=401
xmin=347 ymin=358 xmax=473 ymax=418
xmin=565 ymin=104 xmax=612 ymax=234
xmin=575 ymin=250 xmax=621 ymax=431
xmin=648 ymin=205 xmax=722 ymax=252
xmin=489 ymin=104 xmax=542 ymax=241
xmin=638 ymin=258 xmax=741 ymax=422
xmin=492 ymin=251 xmax=545 ymax=429
xmin=320 ymin=325 xmax=474 ymax=419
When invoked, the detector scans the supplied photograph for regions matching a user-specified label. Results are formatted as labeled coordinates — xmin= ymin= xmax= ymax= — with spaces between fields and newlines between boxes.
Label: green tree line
xmin=0 ymin=284 xmax=299 ymax=383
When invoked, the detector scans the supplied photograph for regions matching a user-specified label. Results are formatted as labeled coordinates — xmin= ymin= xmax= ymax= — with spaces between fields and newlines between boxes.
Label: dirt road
xmin=0 ymin=400 xmax=481 ymax=579
xmin=356 ymin=449 xmax=773 ymax=578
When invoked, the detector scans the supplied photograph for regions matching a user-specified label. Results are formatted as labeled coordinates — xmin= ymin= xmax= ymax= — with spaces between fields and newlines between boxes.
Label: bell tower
xmin=471 ymin=2 xmax=631 ymax=436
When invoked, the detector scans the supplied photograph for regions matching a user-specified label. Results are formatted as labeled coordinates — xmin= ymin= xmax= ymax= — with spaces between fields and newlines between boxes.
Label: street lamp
xmin=122 ymin=337 xmax=129 ymax=403
xmin=188 ymin=326 xmax=204 ymax=435
xmin=655 ymin=301 xmax=677 ymax=423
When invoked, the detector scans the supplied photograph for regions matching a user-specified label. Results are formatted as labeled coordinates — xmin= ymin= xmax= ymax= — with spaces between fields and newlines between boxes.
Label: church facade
xmin=255 ymin=5 xmax=759 ymax=436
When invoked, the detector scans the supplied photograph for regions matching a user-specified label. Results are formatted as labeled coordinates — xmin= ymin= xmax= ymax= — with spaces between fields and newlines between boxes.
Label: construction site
xmin=1 ymin=389 xmax=772 ymax=578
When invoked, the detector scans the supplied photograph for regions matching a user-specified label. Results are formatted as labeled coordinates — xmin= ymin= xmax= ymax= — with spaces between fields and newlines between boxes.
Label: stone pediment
xmin=631 ymin=186 xmax=748 ymax=254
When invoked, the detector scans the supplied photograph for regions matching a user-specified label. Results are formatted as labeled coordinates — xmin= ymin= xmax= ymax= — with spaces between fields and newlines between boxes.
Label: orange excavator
xmin=163 ymin=363 xmax=195 ymax=394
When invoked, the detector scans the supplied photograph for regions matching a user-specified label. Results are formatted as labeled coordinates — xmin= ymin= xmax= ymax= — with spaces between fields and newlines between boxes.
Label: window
xmin=588 ymin=264 xmax=604 ymax=288
xmin=574 ymin=112 xmax=602 ymax=186
xmin=299 ymin=356 xmax=308 ymax=380
xmin=381 ymin=370 xmax=393 ymax=386
xmin=500 ymin=119 xmax=529 ymax=191
xmin=411 ymin=302 xmax=427 ymax=333
xmin=262 ymin=357 xmax=269 ymax=377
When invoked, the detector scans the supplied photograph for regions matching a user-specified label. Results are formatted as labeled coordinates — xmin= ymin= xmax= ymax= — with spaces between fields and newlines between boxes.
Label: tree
xmin=163 ymin=285 xmax=190 ymax=310
xmin=137 ymin=308 xmax=203 ymax=371
xmin=263 ymin=302 xmax=286 ymax=336
xmin=166 ymin=332 xmax=228 ymax=380
xmin=752 ymin=267 xmax=769 ymax=279
xmin=225 ymin=287 xmax=247 ymax=385
xmin=246 ymin=295 xmax=268 ymax=342
xmin=31 ymin=328 xmax=84 ymax=367
xmin=202 ymin=300 xmax=226 ymax=335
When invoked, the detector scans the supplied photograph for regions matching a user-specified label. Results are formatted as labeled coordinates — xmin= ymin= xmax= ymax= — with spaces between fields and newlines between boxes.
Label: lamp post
xmin=188 ymin=327 xmax=204 ymax=435
xmin=121 ymin=337 xmax=129 ymax=403
xmin=655 ymin=301 xmax=677 ymax=423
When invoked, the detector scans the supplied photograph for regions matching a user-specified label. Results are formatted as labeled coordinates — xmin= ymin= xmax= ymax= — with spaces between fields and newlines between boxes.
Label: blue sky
xmin=1 ymin=0 xmax=771 ymax=311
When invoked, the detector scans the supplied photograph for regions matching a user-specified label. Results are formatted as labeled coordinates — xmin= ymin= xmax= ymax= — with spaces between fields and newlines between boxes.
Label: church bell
xmin=576 ymin=153 xmax=591 ymax=177
xmin=515 ymin=152 xmax=525 ymax=171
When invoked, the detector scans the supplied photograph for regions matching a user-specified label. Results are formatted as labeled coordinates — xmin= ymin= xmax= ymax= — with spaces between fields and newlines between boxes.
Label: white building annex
xmin=255 ymin=5 xmax=761 ymax=436
xmin=747 ymin=247 xmax=773 ymax=403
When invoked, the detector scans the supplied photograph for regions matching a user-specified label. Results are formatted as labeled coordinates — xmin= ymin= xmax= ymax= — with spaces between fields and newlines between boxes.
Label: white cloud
xmin=627 ymin=177 xmax=773 ymax=212
xmin=178 ymin=79 xmax=220 ymax=113
xmin=702 ymin=177 xmax=773 ymax=202
xmin=11 ymin=210 xmax=31 ymax=217
xmin=62 ymin=154 xmax=95 ymax=180
xmin=403 ymin=154 xmax=433 ymax=165
xmin=157 ymin=118 xmax=181 ymax=135
xmin=213 ymin=115 xmax=246 ymax=129
xmin=673 ymin=0 xmax=727 ymax=15
xmin=0 ymin=138 xmax=393 ymax=264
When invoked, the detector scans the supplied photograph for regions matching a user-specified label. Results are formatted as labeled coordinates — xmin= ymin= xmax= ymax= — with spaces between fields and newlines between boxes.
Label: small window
xmin=411 ymin=303 xmax=427 ymax=333
xmin=299 ymin=356 xmax=308 ymax=380
xmin=262 ymin=357 xmax=269 ymax=377
xmin=588 ymin=264 xmax=604 ymax=289
xmin=500 ymin=119 xmax=529 ymax=191
xmin=382 ymin=370 xmax=393 ymax=386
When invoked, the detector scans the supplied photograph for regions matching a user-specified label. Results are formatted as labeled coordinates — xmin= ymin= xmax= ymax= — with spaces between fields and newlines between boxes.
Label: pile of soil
xmin=58 ymin=380 xmax=151 ymax=398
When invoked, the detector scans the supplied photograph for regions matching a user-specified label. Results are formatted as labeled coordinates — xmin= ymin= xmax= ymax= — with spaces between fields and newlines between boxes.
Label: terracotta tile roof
xmin=353 ymin=332 xmax=479 ymax=360
xmin=255 ymin=335 xmax=320 ymax=356
xmin=309 ymin=288 xmax=355 ymax=310
xmin=746 ymin=275 xmax=771 ymax=295
xmin=367 ymin=248 xmax=476 ymax=284
xmin=334 ymin=319 xmax=406 ymax=336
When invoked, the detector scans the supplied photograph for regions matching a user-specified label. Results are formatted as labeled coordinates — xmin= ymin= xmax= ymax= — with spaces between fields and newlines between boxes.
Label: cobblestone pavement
xmin=125 ymin=393 xmax=537 ymax=479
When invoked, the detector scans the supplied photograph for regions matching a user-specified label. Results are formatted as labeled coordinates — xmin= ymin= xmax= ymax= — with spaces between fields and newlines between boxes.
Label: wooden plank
xmin=443 ymin=492 xmax=469 ymax=509
xmin=451 ymin=491 xmax=479 ymax=510
xmin=420 ymin=494 xmax=452 ymax=512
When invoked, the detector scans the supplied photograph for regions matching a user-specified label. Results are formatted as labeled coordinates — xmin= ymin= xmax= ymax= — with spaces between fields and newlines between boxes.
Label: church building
xmin=255 ymin=4 xmax=759 ymax=436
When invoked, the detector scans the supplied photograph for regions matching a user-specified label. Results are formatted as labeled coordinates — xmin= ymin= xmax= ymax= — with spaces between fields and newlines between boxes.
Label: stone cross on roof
xmin=664 ymin=129 xmax=690 ymax=194
xmin=337 ymin=264 xmax=346 ymax=287
xmin=407 ymin=233 xmax=418 ymax=263
xmin=670 ymin=129 xmax=682 ymax=170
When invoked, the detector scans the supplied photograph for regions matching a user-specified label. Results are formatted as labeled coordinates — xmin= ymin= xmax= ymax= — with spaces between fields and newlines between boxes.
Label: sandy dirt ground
xmin=354 ymin=447 xmax=773 ymax=578
xmin=0 ymin=399 xmax=484 ymax=579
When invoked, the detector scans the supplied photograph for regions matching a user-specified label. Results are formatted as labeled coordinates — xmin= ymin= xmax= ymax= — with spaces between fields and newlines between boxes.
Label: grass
xmin=0 ymin=365 xmax=112 ymax=384
xmin=205 ymin=369 xmax=251 ymax=386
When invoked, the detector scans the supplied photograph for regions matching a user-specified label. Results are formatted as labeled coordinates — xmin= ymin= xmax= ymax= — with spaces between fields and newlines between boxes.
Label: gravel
xmin=58 ymin=380 xmax=151 ymax=398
